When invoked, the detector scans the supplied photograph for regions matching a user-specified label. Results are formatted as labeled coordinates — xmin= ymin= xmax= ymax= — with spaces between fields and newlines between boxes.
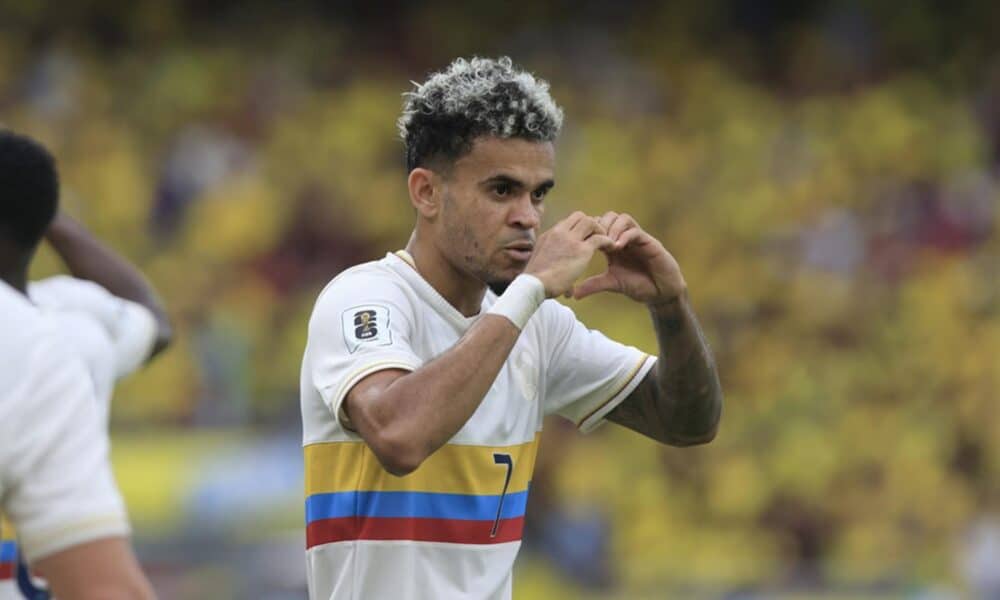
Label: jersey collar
xmin=386 ymin=250 xmax=494 ymax=332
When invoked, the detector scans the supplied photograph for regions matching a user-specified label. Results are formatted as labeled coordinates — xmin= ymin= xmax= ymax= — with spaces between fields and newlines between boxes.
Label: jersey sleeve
xmin=28 ymin=276 xmax=158 ymax=379
xmin=540 ymin=301 xmax=657 ymax=433
xmin=306 ymin=273 xmax=423 ymax=429
xmin=0 ymin=331 xmax=130 ymax=564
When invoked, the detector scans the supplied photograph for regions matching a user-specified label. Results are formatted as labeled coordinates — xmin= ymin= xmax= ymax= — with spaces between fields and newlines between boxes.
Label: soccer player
xmin=0 ymin=129 xmax=162 ymax=599
xmin=28 ymin=211 xmax=172 ymax=424
xmin=300 ymin=57 xmax=723 ymax=599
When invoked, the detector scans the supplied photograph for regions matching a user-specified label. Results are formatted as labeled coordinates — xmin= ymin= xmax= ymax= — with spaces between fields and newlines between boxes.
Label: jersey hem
xmin=326 ymin=357 xmax=420 ymax=430
xmin=577 ymin=354 xmax=657 ymax=433
xmin=19 ymin=513 xmax=130 ymax=564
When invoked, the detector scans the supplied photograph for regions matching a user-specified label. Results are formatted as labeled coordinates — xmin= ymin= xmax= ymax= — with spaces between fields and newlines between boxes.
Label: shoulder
xmin=530 ymin=298 xmax=578 ymax=331
xmin=28 ymin=275 xmax=108 ymax=306
xmin=316 ymin=259 xmax=407 ymax=301
xmin=310 ymin=258 xmax=415 ymax=326
xmin=0 ymin=284 xmax=48 ymax=358
xmin=28 ymin=276 xmax=117 ymax=342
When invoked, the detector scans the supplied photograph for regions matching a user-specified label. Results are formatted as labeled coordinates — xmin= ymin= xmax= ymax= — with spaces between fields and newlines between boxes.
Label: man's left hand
xmin=571 ymin=212 xmax=686 ymax=305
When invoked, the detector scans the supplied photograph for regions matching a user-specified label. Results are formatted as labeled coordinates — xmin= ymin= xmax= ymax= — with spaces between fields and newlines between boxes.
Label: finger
xmin=573 ymin=217 xmax=608 ymax=240
xmin=573 ymin=271 xmax=620 ymax=299
xmin=614 ymin=227 xmax=645 ymax=249
xmin=569 ymin=214 xmax=595 ymax=232
xmin=598 ymin=211 xmax=618 ymax=232
xmin=591 ymin=219 xmax=610 ymax=238
xmin=586 ymin=233 xmax=615 ymax=251
xmin=608 ymin=213 xmax=638 ymax=242
xmin=562 ymin=211 xmax=587 ymax=230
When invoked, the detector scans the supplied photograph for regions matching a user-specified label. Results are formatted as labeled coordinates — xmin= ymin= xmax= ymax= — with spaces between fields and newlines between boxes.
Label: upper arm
xmin=35 ymin=537 xmax=153 ymax=600
xmin=541 ymin=302 xmax=656 ymax=432
xmin=305 ymin=274 xmax=422 ymax=431
xmin=29 ymin=277 xmax=160 ymax=376
xmin=342 ymin=368 xmax=411 ymax=433
xmin=107 ymin=300 xmax=159 ymax=376
xmin=606 ymin=367 xmax=718 ymax=446
xmin=605 ymin=369 xmax=670 ymax=442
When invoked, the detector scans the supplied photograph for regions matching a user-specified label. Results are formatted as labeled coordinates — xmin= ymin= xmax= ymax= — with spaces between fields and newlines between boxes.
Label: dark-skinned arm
xmin=45 ymin=212 xmax=172 ymax=359
xmin=573 ymin=211 xmax=722 ymax=446
xmin=607 ymin=292 xmax=722 ymax=446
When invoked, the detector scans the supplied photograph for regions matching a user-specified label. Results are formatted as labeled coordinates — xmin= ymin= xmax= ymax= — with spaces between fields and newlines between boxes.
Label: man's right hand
xmin=524 ymin=212 xmax=614 ymax=298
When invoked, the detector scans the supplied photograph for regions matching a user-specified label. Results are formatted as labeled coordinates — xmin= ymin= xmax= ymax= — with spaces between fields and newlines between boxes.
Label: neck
xmin=405 ymin=231 xmax=487 ymax=317
xmin=0 ymin=258 xmax=29 ymax=295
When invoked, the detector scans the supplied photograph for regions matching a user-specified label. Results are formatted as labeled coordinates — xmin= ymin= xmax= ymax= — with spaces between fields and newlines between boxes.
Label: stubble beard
xmin=440 ymin=193 xmax=520 ymax=295
xmin=445 ymin=219 xmax=515 ymax=295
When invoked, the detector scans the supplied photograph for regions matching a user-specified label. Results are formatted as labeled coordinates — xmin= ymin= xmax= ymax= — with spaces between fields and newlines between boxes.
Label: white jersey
xmin=0 ymin=277 xmax=156 ymax=598
xmin=300 ymin=251 xmax=655 ymax=600
xmin=0 ymin=281 xmax=130 ymax=595
xmin=28 ymin=275 xmax=159 ymax=424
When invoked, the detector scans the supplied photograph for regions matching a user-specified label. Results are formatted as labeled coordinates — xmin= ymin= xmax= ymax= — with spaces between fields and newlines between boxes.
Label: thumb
xmin=573 ymin=271 xmax=619 ymax=300
xmin=586 ymin=233 xmax=616 ymax=251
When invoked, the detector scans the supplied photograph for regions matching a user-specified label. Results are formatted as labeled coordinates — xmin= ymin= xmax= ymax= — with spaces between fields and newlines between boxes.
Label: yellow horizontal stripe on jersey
xmin=305 ymin=435 xmax=539 ymax=496
xmin=0 ymin=515 xmax=13 ymax=542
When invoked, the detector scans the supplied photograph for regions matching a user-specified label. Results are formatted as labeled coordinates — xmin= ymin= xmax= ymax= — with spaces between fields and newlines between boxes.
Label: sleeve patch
xmin=342 ymin=305 xmax=392 ymax=353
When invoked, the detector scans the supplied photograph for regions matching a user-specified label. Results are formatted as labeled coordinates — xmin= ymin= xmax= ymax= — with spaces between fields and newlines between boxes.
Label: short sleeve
xmin=29 ymin=276 xmax=158 ymax=379
xmin=540 ymin=302 xmax=657 ymax=433
xmin=0 ymin=332 xmax=129 ymax=563
xmin=306 ymin=273 xmax=423 ymax=429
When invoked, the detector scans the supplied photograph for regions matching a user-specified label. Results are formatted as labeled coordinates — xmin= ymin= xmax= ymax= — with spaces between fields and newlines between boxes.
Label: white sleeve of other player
xmin=29 ymin=276 xmax=158 ymax=378
xmin=540 ymin=301 xmax=657 ymax=433
xmin=0 ymin=329 xmax=130 ymax=564
xmin=306 ymin=272 xmax=423 ymax=430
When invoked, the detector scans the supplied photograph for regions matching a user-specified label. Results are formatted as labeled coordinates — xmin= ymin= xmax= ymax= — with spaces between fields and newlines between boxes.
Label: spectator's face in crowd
xmin=434 ymin=136 xmax=554 ymax=288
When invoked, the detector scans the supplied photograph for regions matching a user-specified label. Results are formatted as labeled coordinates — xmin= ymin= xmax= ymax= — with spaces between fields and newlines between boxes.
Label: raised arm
xmin=45 ymin=212 xmax=172 ymax=359
xmin=574 ymin=212 xmax=722 ymax=446
xmin=346 ymin=315 xmax=521 ymax=476
xmin=346 ymin=213 xmax=614 ymax=475
xmin=607 ymin=292 xmax=722 ymax=445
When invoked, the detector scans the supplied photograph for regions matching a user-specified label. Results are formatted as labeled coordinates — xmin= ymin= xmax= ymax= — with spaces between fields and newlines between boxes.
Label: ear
xmin=407 ymin=167 xmax=442 ymax=219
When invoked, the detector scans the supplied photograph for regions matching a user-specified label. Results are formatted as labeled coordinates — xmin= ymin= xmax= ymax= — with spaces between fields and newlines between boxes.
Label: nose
xmin=509 ymin=193 xmax=541 ymax=230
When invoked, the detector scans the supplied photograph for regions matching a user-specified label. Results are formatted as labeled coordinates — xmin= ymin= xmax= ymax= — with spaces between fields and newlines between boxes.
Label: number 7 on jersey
xmin=491 ymin=453 xmax=513 ymax=538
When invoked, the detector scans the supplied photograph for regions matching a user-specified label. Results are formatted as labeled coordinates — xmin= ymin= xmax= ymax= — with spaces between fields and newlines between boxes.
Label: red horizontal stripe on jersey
xmin=306 ymin=516 xmax=525 ymax=548
xmin=0 ymin=562 xmax=13 ymax=580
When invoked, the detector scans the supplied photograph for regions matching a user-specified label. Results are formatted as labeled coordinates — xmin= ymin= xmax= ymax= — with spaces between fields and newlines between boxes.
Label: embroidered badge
xmin=343 ymin=305 xmax=392 ymax=353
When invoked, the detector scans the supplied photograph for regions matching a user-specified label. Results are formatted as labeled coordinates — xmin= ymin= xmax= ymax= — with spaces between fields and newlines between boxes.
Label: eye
xmin=531 ymin=188 xmax=549 ymax=202
xmin=493 ymin=182 xmax=511 ymax=197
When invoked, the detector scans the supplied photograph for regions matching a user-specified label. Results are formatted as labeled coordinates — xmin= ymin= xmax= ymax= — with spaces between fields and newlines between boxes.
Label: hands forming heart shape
xmin=571 ymin=211 xmax=687 ymax=306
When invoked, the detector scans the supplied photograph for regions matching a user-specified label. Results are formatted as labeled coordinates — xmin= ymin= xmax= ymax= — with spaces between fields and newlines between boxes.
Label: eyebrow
xmin=481 ymin=174 xmax=556 ymax=191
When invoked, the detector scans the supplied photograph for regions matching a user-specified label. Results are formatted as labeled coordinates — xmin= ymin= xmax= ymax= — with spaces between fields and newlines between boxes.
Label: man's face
xmin=435 ymin=136 xmax=555 ymax=288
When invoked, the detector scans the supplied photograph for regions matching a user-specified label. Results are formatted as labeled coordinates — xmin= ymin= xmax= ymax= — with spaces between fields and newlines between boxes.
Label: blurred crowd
xmin=1 ymin=1 xmax=998 ymax=597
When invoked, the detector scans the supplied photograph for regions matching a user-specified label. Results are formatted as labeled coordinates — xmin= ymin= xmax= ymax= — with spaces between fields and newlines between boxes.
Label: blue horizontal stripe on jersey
xmin=305 ymin=490 xmax=529 ymax=524
xmin=0 ymin=541 xmax=15 ymax=562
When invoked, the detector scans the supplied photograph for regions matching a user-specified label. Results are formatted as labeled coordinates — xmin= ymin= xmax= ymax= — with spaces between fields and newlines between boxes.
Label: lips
xmin=504 ymin=242 xmax=534 ymax=262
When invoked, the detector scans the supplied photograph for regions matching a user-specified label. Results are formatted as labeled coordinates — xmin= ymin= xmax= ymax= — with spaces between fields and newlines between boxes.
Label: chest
xmin=411 ymin=317 xmax=544 ymax=445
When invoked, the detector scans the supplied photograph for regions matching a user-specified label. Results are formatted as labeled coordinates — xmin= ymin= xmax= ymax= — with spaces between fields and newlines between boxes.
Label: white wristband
xmin=486 ymin=274 xmax=546 ymax=330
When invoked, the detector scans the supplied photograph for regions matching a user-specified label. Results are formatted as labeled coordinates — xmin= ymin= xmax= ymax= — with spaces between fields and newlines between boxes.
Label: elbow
xmin=666 ymin=390 xmax=722 ymax=447
xmin=346 ymin=386 xmax=432 ymax=477
xmin=673 ymin=423 xmax=718 ymax=447
xmin=149 ymin=315 xmax=174 ymax=359
xmin=379 ymin=457 xmax=421 ymax=478
xmin=367 ymin=429 xmax=427 ymax=477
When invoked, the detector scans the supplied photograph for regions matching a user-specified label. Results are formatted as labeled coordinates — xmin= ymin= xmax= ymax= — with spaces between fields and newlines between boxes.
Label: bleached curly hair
xmin=398 ymin=56 xmax=564 ymax=172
